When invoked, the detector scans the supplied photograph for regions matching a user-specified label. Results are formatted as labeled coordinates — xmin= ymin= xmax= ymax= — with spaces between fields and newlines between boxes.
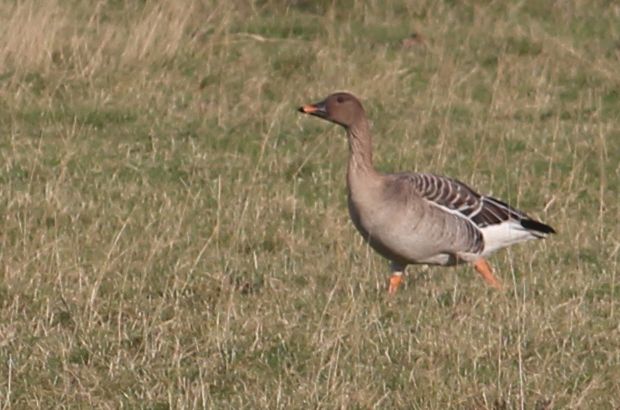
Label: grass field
xmin=1 ymin=0 xmax=619 ymax=408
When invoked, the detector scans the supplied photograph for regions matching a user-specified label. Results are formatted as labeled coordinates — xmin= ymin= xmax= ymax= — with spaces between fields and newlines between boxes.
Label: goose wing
xmin=404 ymin=173 xmax=555 ymax=236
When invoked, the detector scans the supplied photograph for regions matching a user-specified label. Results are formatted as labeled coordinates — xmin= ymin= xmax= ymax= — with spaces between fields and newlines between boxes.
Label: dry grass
xmin=0 ymin=0 xmax=619 ymax=408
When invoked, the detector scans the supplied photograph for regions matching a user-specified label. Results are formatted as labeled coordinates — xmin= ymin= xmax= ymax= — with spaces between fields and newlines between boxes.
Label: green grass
xmin=1 ymin=0 xmax=619 ymax=408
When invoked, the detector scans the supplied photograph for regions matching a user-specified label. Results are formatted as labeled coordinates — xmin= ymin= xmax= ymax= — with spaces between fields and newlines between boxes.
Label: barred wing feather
xmin=405 ymin=173 xmax=555 ymax=236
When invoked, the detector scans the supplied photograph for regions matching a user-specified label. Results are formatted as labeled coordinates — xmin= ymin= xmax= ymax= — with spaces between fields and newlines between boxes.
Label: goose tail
xmin=521 ymin=218 xmax=556 ymax=238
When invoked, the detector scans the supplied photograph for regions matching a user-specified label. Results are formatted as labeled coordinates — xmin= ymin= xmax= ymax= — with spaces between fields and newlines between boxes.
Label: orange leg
xmin=388 ymin=274 xmax=403 ymax=294
xmin=388 ymin=262 xmax=406 ymax=294
xmin=473 ymin=258 xmax=503 ymax=290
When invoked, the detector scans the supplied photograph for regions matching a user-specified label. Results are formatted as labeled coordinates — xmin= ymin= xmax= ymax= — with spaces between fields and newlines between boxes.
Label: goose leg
xmin=473 ymin=258 xmax=503 ymax=290
xmin=388 ymin=262 xmax=406 ymax=294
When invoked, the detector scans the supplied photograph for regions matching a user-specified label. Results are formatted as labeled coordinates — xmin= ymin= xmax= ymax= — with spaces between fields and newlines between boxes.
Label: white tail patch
xmin=480 ymin=221 xmax=537 ymax=256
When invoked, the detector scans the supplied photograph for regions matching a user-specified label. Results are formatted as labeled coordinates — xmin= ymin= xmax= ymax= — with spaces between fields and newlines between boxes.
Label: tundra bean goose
xmin=298 ymin=92 xmax=555 ymax=293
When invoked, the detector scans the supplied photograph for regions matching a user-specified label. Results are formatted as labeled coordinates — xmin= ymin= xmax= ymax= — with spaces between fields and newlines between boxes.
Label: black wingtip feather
xmin=521 ymin=218 xmax=556 ymax=235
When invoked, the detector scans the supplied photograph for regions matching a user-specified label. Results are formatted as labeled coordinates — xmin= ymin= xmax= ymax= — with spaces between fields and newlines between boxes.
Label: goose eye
xmin=336 ymin=96 xmax=344 ymax=103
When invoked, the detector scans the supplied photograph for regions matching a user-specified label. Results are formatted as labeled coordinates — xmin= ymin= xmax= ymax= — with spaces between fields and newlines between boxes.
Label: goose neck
xmin=346 ymin=120 xmax=377 ymax=177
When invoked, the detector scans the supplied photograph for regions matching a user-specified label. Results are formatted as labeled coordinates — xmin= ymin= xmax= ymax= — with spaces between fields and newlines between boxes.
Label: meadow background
xmin=0 ymin=0 xmax=619 ymax=408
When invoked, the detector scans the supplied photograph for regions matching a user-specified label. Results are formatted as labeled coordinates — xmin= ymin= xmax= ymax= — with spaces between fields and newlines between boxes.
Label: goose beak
xmin=298 ymin=100 xmax=327 ymax=119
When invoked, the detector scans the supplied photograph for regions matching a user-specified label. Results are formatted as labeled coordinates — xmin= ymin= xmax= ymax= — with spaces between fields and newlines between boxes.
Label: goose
xmin=298 ymin=92 xmax=555 ymax=294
